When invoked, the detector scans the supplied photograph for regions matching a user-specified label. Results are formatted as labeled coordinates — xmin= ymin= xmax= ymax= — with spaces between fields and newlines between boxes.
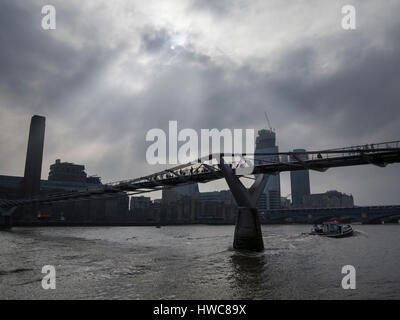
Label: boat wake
xmin=352 ymin=229 xmax=368 ymax=238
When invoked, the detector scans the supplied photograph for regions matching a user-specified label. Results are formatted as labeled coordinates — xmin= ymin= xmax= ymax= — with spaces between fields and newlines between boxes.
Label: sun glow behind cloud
xmin=1 ymin=0 xmax=400 ymax=204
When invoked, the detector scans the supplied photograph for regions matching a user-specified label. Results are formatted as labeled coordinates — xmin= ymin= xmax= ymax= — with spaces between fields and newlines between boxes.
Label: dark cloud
xmin=141 ymin=27 xmax=171 ymax=53
xmin=190 ymin=0 xmax=248 ymax=16
xmin=0 ymin=0 xmax=122 ymax=114
xmin=1 ymin=0 xmax=400 ymax=205
xmin=270 ymin=23 xmax=400 ymax=144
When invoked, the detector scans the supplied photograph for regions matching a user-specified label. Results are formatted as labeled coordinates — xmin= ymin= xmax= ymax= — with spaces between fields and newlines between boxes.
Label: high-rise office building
xmin=175 ymin=184 xmax=199 ymax=196
xmin=199 ymin=190 xmax=235 ymax=205
xmin=255 ymin=129 xmax=281 ymax=212
xmin=22 ymin=115 xmax=46 ymax=198
xmin=303 ymin=190 xmax=354 ymax=208
xmin=130 ymin=196 xmax=152 ymax=210
xmin=290 ymin=149 xmax=310 ymax=206
xmin=48 ymin=159 xmax=101 ymax=184
xmin=48 ymin=159 xmax=87 ymax=183
xmin=162 ymin=183 xmax=199 ymax=204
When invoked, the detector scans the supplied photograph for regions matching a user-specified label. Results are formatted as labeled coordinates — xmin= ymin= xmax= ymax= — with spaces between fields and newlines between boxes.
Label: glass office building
xmin=255 ymin=129 xmax=281 ymax=212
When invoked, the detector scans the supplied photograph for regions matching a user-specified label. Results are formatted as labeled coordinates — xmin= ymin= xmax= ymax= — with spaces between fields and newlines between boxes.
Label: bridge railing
xmin=253 ymin=140 xmax=400 ymax=163
xmin=105 ymin=140 xmax=400 ymax=189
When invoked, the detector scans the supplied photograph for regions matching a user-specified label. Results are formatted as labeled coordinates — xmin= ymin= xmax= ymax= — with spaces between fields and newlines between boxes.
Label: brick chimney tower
xmin=22 ymin=115 xmax=46 ymax=198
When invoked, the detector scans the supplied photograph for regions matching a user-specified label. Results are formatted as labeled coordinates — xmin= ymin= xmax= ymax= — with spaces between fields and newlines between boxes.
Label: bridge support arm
xmin=218 ymin=158 xmax=268 ymax=251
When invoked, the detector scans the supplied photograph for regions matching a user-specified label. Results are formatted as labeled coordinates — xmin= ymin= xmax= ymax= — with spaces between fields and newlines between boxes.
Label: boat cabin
xmin=322 ymin=221 xmax=342 ymax=234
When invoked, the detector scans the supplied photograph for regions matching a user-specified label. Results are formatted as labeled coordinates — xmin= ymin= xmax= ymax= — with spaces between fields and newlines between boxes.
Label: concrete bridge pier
xmin=233 ymin=207 xmax=264 ymax=251
xmin=218 ymin=159 xmax=269 ymax=252
xmin=0 ymin=207 xmax=16 ymax=230
xmin=361 ymin=213 xmax=369 ymax=224
xmin=3 ymin=215 xmax=12 ymax=229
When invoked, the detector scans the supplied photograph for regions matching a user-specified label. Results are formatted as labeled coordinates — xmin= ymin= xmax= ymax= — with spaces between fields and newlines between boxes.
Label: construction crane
xmin=264 ymin=111 xmax=273 ymax=131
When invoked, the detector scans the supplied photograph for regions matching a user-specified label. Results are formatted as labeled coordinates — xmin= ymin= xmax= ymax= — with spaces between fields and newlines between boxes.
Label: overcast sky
xmin=1 ymin=0 xmax=400 ymax=205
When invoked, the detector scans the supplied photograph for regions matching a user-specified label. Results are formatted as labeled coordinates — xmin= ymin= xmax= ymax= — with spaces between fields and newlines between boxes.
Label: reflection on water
xmin=0 ymin=225 xmax=400 ymax=299
xmin=230 ymin=251 xmax=267 ymax=298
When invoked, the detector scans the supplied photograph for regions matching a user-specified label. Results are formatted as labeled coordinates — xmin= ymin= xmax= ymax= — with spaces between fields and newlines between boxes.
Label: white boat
xmin=309 ymin=221 xmax=353 ymax=238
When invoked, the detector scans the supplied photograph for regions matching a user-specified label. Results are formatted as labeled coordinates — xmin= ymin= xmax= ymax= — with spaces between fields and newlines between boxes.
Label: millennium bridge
xmin=1 ymin=140 xmax=400 ymax=251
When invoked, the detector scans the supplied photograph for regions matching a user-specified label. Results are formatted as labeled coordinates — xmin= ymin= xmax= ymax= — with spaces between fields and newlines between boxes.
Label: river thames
xmin=0 ymin=225 xmax=399 ymax=299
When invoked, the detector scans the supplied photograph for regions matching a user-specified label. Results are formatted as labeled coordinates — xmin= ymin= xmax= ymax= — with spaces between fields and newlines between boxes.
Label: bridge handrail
xmin=105 ymin=141 xmax=400 ymax=187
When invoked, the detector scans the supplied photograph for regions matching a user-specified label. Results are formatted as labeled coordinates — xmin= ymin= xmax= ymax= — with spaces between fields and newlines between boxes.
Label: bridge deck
xmin=1 ymin=141 xmax=400 ymax=208
xmin=110 ymin=147 xmax=400 ymax=194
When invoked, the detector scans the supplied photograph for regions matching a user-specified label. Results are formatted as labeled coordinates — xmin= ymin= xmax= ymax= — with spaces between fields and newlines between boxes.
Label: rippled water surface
xmin=1 ymin=225 xmax=399 ymax=299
